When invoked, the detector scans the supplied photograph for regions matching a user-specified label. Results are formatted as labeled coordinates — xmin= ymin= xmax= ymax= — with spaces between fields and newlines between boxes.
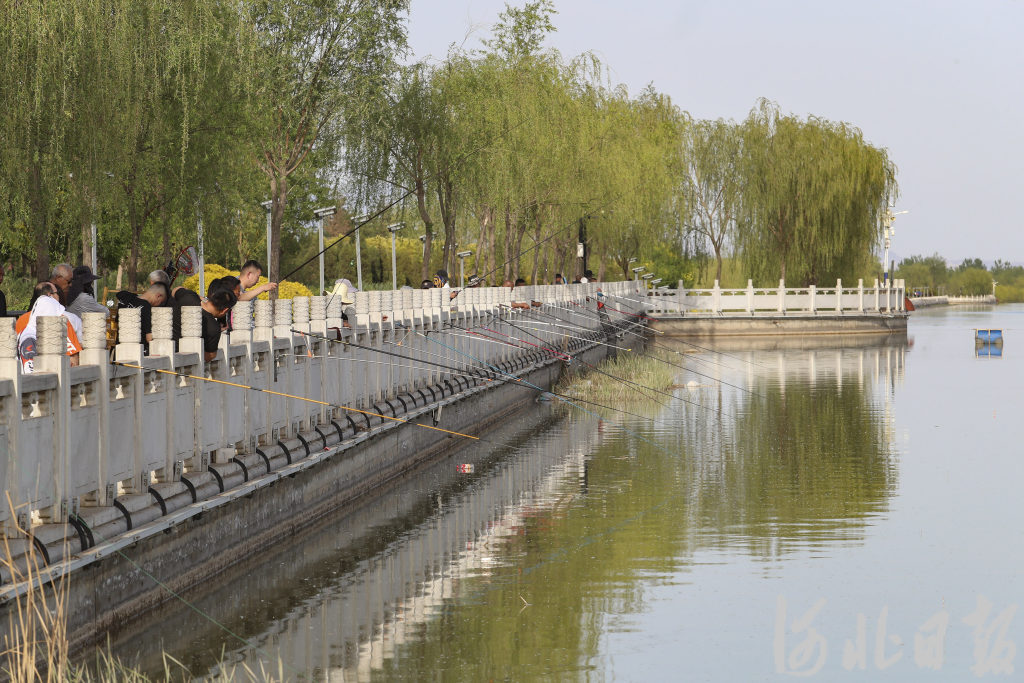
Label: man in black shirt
xmin=173 ymin=286 xmax=236 ymax=361
xmin=115 ymin=284 xmax=167 ymax=343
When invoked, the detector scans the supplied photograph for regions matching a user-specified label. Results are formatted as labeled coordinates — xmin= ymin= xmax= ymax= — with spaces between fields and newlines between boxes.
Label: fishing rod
xmin=113 ymin=362 xmax=508 ymax=448
xmin=539 ymin=298 xmax=746 ymax=373
xmin=415 ymin=327 xmax=678 ymax=454
xmin=599 ymin=292 xmax=772 ymax=369
xmin=487 ymin=306 xmax=757 ymax=406
xmin=497 ymin=318 xmax=762 ymax=398
xmin=295 ymin=330 xmax=659 ymax=422
xmin=494 ymin=315 xmax=682 ymax=407
xmin=279 ymin=351 xmax=496 ymax=384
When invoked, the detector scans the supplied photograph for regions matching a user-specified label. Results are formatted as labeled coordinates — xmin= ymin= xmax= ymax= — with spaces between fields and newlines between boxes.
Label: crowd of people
xmin=9 ymin=259 xmax=275 ymax=372
xmin=2 ymin=259 xmax=597 ymax=373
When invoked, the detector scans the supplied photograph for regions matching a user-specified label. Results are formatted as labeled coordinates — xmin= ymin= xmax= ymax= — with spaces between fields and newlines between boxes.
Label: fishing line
xmin=417 ymin=328 xmax=682 ymax=454
xmin=489 ymin=308 xmax=743 ymax=417
xmin=302 ymin=329 xmax=658 ymax=422
xmin=494 ymin=318 xmax=761 ymax=397
xmin=113 ymin=362 xmax=513 ymax=447
xmin=487 ymin=315 xmax=677 ymax=407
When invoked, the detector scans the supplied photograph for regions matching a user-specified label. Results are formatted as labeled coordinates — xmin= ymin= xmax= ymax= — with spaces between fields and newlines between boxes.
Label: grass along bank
xmin=555 ymin=351 xmax=678 ymax=406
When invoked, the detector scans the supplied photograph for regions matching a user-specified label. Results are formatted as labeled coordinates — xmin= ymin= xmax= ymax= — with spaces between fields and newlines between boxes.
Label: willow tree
xmin=679 ymin=117 xmax=743 ymax=283
xmin=736 ymin=100 xmax=898 ymax=285
xmin=251 ymin=0 xmax=407 ymax=285
xmin=0 ymin=1 xmax=94 ymax=278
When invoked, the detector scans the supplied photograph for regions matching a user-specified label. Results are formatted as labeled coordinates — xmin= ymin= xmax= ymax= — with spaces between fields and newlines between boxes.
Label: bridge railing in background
xmin=0 ymin=280 xmax=643 ymax=549
xmin=645 ymin=278 xmax=906 ymax=316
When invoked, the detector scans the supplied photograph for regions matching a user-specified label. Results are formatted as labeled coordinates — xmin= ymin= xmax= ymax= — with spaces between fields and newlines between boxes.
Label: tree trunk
xmin=414 ymin=169 xmax=433 ymax=281
xmin=81 ymin=213 xmax=92 ymax=268
xmin=128 ymin=201 xmax=141 ymax=291
xmin=269 ymin=173 xmax=288 ymax=293
xmin=502 ymin=204 xmax=514 ymax=282
xmin=530 ymin=215 xmax=542 ymax=285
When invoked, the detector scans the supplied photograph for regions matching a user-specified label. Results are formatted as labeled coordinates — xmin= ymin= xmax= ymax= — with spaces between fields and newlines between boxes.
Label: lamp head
xmin=313 ymin=206 xmax=337 ymax=219
xmin=260 ymin=200 xmax=273 ymax=211
xmin=386 ymin=222 xmax=405 ymax=233
xmin=457 ymin=250 xmax=473 ymax=258
xmin=631 ymin=266 xmax=645 ymax=273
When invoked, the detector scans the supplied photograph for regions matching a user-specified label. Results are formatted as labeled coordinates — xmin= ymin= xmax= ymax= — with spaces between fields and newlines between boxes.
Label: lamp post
xmin=386 ymin=222 xmax=404 ymax=290
xmin=351 ymin=215 xmax=367 ymax=290
xmin=882 ymin=208 xmax=909 ymax=286
xmin=261 ymin=200 xmax=273 ymax=280
xmin=456 ymin=250 xmax=473 ymax=289
xmin=313 ymin=206 xmax=337 ymax=295
xmin=631 ymin=266 xmax=645 ymax=282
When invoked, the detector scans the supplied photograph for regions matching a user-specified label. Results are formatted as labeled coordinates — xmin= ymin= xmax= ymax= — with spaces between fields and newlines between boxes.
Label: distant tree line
xmin=896 ymin=255 xmax=1018 ymax=299
xmin=0 ymin=0 xmax=898 ymax=295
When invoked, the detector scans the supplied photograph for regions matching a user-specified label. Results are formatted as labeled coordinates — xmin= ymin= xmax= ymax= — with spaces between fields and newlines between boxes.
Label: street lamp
xmin=313 ymin=206 xmax=337 ymax=295
xmin=882 ymin=208 xmax=909 ymax=286
xmin=456 ymin=250 xmax=473 ymax=289
xmin=261 ymin=200 xmax=273 ymax=280
xmin=631 ymin=266 xmax=645 ymax=281
xmin=386 ymin=222 xmax=405 ymax=290
xmin=351 ymin=214 xmax=368 ymax=290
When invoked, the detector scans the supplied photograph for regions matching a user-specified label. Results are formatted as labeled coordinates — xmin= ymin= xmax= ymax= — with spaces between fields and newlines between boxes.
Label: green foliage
xmin=947 ymin=267 xmax=992 ymax=296
xmin=896 ymin=253 xmax=949 ymax=291
xmin=734 ymin=100 xmax=897 ymax=286
xmin=0 ymin=0 xmax=908 ymax=297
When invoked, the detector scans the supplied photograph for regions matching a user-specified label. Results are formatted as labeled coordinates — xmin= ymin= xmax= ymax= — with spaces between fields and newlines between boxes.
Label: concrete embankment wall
xmin=0 ymin=280 xmax=644 ymax=655
xmin=649 ymin=314 xmax=908 ymax=338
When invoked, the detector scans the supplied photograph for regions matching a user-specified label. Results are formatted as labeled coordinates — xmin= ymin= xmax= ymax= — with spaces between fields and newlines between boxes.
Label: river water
xmin=106 ymin=304 xmax=1023 ymax=681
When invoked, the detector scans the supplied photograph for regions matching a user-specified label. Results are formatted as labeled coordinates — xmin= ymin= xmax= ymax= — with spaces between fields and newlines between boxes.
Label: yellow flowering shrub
xmin=180 ymin=264 xmax=312 ymax=300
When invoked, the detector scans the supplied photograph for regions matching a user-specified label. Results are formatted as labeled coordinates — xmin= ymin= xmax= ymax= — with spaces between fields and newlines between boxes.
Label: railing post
xmin=858 ymin=279 xmax=864 ymax=312
xmin=712 ymin=280 xmax=722 ymax=314
xmin=34 ymin=317 xmax=70 ymax=523
xmin=778 ymin=279 xmax=785 ymax=314
xmin=809 ymin=285 xmax=817 ymax=314
xmin=746 ymin=279 xmax=754 ymax=315
xmin=836 ymin=278 xmax=843 ymax=314
xmin=873 ymin=279 xmax=881 ymax=312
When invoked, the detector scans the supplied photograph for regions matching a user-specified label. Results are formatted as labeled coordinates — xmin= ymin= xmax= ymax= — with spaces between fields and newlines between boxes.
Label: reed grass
xmin=555 ymin=350 xmax=678 ymax=405
xmin=0 ymin=494 xmax=283 ymax=682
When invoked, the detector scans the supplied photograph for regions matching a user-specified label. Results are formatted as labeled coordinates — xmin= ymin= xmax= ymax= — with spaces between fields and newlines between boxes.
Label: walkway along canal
xmin=0 ymin=281 xmax=644 ymax=654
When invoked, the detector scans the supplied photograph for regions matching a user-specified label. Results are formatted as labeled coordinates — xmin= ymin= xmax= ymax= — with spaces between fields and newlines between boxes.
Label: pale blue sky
xmin=406 ymin=0 xmax=1024 ymax=266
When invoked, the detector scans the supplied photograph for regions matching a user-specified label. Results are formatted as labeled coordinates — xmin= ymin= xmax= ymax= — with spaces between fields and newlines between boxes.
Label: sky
xmin=406 ymin=0 xmax=1024 ymax=266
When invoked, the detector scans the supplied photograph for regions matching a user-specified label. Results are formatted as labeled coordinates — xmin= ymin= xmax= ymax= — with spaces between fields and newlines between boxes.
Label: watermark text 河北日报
xmin=774 ymin=595 xmax=1017 ymax=677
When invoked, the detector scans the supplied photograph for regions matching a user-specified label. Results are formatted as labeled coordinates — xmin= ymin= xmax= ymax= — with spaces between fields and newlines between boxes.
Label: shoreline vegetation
xmin=555 ymin=351 xmax=678 ymax=407
xmin=0 ymin=498 xmax=280 ymax=681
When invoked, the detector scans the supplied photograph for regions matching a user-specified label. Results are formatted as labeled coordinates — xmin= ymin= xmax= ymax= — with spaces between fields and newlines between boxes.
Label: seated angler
xmin=173 ymin=284 xmax=237 ymax=362
xmin=116 ymin=283 xmax=167 ymax=345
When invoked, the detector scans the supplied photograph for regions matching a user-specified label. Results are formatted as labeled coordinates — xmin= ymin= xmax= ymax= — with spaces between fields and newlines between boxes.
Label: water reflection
xmin=102 ymin=338 xmax=907 ymax=681
xmin=674 ymin=342 xmax=901 ymax=551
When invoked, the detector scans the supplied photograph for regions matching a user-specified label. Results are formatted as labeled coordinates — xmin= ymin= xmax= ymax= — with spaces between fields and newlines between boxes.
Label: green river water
xmin=106 ymin=304 xmax=1022 ymax=681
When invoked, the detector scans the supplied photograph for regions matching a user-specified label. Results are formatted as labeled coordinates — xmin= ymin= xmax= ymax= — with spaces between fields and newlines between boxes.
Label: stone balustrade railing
xmin=644 ymin=278 xmax=908 ymax=316
xmin=0 ymin=281 xmax=641 ymax=554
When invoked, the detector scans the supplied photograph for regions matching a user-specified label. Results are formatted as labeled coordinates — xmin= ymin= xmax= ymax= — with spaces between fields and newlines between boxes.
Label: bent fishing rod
xmin=294 ymin=330 xmax=658 ymax=422
xmin=414 ymin=325 xmax=678 ymax=455
xmin=112 ymin=362 xmax=520 ymax=450
xmin=496 ymin=317 xmax=762 ymax=398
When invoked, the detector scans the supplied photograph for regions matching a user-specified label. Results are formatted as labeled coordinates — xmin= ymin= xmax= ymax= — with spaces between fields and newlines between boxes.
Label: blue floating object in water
xmin=976 ymin=342 xmax=1003 ymax=358
xmin=976 ymin=329 xmax=1003 ymax=344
